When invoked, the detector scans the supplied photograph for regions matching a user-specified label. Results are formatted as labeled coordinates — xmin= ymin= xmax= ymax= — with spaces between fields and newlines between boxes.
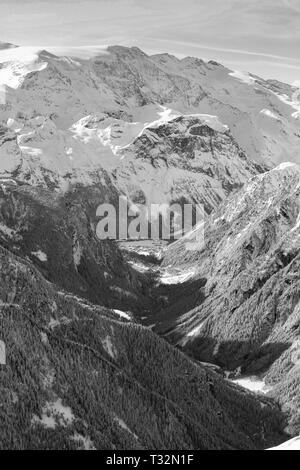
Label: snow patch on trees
xmin=32 ymin=399 xmax=75 ymax=429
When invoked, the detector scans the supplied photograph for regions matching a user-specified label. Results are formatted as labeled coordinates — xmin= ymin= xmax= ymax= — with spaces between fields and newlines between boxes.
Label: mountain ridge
xmin=155 ymin=162 xmax=300 ymax=435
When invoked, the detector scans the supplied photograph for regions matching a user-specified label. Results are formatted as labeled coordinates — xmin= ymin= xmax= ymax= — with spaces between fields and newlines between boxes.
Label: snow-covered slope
xmin=151 ymin=53 xmax=300 ymax=166
xmin=0 ymin=46 xmax=47 ymax=91
xmin=0 ymin=44 xmax=299 ymax=201
xmin=268 ymin=436 xmax=300 ymax=450
xmin=0 ymin=106 xmax=264 ymax=213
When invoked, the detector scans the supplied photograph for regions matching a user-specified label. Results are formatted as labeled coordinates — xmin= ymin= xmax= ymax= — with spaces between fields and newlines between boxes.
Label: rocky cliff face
xmin=116 ymin=115 xmax=264 ymax=213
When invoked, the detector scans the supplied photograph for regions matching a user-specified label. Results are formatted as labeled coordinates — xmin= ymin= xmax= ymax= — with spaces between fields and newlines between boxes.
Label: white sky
xmin=0 ymin=0 xmax=300 ymax=84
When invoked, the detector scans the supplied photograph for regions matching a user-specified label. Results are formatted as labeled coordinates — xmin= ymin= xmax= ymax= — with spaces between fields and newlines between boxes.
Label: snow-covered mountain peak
xmin=107 ymin=45 xmax=147 ymax=57
xmin=0 ymin=42 xmax=299 ymax=204
xmin=0 ymin=42 xmax=299 ymax=164
xmin=0 ymin=46 xmax=48 ymax=92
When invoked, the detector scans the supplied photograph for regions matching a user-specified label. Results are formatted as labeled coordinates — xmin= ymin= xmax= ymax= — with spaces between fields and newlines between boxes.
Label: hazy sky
xmin=1 ymin=0 xmax=300 ymax=83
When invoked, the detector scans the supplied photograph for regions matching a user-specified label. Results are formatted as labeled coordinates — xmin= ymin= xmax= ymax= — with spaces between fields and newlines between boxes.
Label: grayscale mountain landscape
xmin=0 ymin=0 xmax=300 ymax=451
